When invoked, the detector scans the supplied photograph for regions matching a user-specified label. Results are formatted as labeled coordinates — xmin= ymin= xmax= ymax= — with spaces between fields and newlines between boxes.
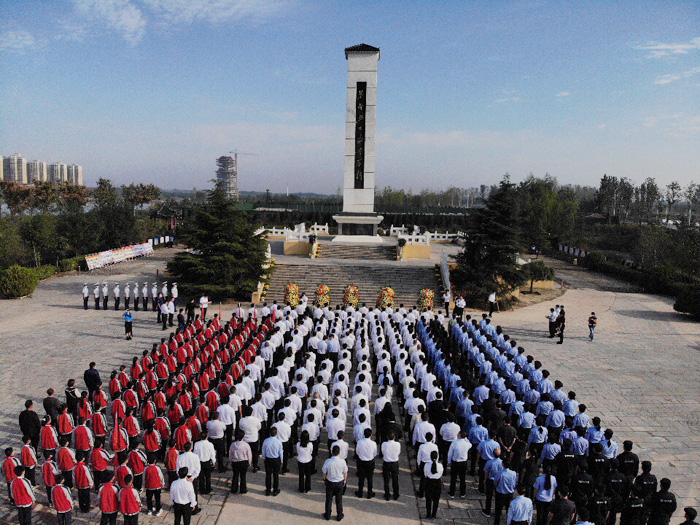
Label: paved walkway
xmin=0 ymin=251 xmax=698 ymax=523
xmin=493 ymin=259 xmax=700 ymax=517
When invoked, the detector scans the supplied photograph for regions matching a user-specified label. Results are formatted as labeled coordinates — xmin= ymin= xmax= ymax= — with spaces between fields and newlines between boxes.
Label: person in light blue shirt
xmin=518 ymin=410 xmax=536 ymax=430
xmin=473 ymin=379 xmax=490 ymax=406
xmin=540 ymin=434 xmax=561 ymax=469
xmin=456 ymin=392 xmax=473 ymax=425
xmin=483 ymin=453 xmax=504 ymax=516
xmin=585 ymin=417 xmax=605 ymax=444
xmin=549 ymin=382 xmax=567 ymax=405
xmin=261 ymin=427 xmax=283 ymax=496
xmin=572 ymin=428 xmax=590 ymax=457
xmin=468 ymin=417 xmax=488 ymax=476
xmin=527 ymin=421 xmax=548 ymax=459
xmin=545 ymin=403 xmax=566 ymax=430
xmin=494 ymin=457 xmax=518 ymax=525
xmin=536 ymin=395 xmax=554 ymax=417
xmin=477 ymin=430 xmax=501 ymax=493
xmin=507 ymin=485 xmax=533 ymax=525
xmin=573 ymin=404 xmax=590 ymax=429
xmin=563 ymin=392 xmax=579 ymax=417
xmin=601 ymin=429 xmax=618 ymax=459
xmin=122 ymin=309 xmax=134 ymax=340
xmin=533 ymin=467 xmax=557 ymax=525
xmin=523 ymin=387 xmax=540 ymax=406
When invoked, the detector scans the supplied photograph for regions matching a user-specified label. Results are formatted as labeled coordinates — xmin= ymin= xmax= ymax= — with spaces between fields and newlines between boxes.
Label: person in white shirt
xmin=322 ymin=444 xmax=348 ymax=521
xmin=381 ymin=431 xmax=401 ymax=501
xmin=176 ymin=442 xmax=201 ymax=505
xmin=355 ymin=428 xmax=378 ymax=499
xmin=170 ymin=467 xmax=198 ymax=520
xmin=442 ymin=290 xmax=451 ymax=317
xmin=424 ymin=450 xmax=444 ymax=519
xmin=272 ymin=414 xmax=292 ymax=474
xmin=447 ymin=432 xmax=471 ymax=498
xmin=216 ymin=400 xmax=237 ymax=451
xmin=199 ymin=295 xmax=210 ymax=321
xmin=416 ymin=432 xmax=439 ymax=498
xmin=296 ymin=430 xmax=314 ymax=493
xmin=193 ymin=432 xmax=216 ymax=495
xmin=488 ymin=291 xmax=498 ymax=316
xmin=206 ymin=413 xmax=227 ymax=473
xmin=238 ymin=407 xmax=262 ymax=473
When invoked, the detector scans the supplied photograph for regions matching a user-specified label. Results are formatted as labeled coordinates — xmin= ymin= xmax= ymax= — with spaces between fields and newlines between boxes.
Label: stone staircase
xmin=317 ymin=242 xmax=396 ymax=260
xmin=265 ymin=262 xmax=439 ymax=307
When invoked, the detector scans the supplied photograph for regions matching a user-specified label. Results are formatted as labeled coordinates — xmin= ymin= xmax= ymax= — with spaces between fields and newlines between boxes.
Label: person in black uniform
xmin=634 ymin=461 xmax=658 ymax=523
xmin=620 ymin=485 xmax=645 ymax=525
xmin=681 ymin=507 xmax=699 ymax=525
xmin=18 ymin=400 xmax=41 ymax=450
xmin=618 ymin=441 xmax=640 ymax=482
xmin=607 ymin=459 xmax=631 ymax=525
xmin=647 ymin=478 xmax=677 ymax=525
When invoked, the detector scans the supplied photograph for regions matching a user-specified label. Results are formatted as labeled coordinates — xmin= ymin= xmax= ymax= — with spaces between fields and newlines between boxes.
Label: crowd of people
xmin=5 ymin=287 xmax=697 ymax=525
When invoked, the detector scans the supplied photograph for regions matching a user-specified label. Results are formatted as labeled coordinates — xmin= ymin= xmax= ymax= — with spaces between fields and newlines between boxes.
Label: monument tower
xmin=333 ymin=44 xmax=384 ymax=243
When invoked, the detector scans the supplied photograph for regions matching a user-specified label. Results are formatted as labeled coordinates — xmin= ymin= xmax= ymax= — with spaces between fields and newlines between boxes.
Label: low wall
xmin=284 ymin=241 xmax=312 ymax=256
xmin=403 ymin=244 xmax=431 ymax=259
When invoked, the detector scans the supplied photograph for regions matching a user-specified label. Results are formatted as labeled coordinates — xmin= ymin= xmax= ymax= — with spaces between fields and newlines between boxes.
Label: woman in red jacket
xmin=52 ymin=474 xmax=74 ymax=524
xmin=98 ymin=477 xmax=119 ymax=525
xmin=144 ymin=458 xmax=165 ymax=516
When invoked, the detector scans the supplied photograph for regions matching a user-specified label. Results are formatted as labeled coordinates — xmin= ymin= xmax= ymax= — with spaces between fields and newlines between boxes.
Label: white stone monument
xmin=332 ymin=44 xmax=384 ymax=244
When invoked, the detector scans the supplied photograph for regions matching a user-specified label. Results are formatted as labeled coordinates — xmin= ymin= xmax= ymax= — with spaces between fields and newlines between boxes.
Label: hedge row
xmin=0 ymin=256 xmax=87 ymax=299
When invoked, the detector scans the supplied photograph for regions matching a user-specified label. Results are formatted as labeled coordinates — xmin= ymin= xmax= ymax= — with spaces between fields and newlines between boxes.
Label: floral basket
xmin=284 ymin=283 xmax=300 ymax=307
xmin=343 ymin=285 xmax=359 ymax=308
xmin=376 ymin=287 xmax=395 ymax=309
xmin=314 ymin=284 xmax=331 ymax=308
xmin=418 ymin=288 xmax=435 ymax=311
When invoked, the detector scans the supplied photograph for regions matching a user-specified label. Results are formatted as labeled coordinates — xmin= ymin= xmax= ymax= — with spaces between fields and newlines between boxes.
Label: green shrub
xmin=0 ymin=265 xmax=39 ymax=298
xmin=34 ymin=265 xmax=57 ymax=280
xmin=583 ymin=251 xmax=606 ymax=271
xmin=674 ymin=286 xmax=700 ymax=320
xmin=58 ymin=256 xmax=85 ymax=272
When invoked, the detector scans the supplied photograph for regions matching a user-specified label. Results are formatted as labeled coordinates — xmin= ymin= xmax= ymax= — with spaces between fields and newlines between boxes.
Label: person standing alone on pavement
xmin=488 ymin=292 xmax=498 ymax=317
xmin=555 ymin=307 xmax=566 ymax=344
xmin=588 ymin=313 xmax=597 ymax=341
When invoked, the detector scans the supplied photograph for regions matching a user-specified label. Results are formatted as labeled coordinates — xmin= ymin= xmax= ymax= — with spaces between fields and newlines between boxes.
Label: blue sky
xmin=1 ymin=0 xmax=698 ymax=193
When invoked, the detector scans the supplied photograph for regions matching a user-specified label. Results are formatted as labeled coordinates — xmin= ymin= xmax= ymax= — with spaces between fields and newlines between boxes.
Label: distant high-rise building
xmin=216 ymin=156 xmax=239 ymax=200
xmin=3 ymin=153 xmax=28 ymax=184
xmin=48 ymin=162 xmax=68 ymax=184
xmin=27 ymin=160 xmax=48 ymax=183
xmin=67 ymin=164 xmax=83 ymax=186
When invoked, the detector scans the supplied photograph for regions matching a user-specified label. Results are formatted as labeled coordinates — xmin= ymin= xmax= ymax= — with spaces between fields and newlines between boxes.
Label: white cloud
xmin=597 ymin=124 xmax=606 ymax=129
xmin=494 ymin=97 xmax=521 ymax=103
xmin=141 ymin=0 xmax=291 ymax=25
xmin=642 ymin=113 xmax=682 ymax=128
xmin=634 ymin=37 xmax=700 ymax=58
xmin=654 ymin=66 xmax=700 ymax=85
xmin=556 ymin=91 xmax=571 ymax=97
xmin=73 ymin=0 xmax=147 ymax=45
xmin=0 ymin=30 xmax=36 ymax=52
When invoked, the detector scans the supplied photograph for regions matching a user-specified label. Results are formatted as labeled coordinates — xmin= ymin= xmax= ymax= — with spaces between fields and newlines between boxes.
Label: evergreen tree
xmin=452 ymin=176 xmax=525 ymax=306
xmin=167 ymin=188 xmax=267 ymax=301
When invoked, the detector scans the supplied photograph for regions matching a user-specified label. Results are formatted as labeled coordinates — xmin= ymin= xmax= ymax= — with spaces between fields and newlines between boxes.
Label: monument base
xmin=332 ymin=212 xmax=384 ymax=244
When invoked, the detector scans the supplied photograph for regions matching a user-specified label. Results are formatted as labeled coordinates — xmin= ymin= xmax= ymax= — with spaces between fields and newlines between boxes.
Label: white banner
xmin=85 ymin=242 xmax=155 ymax=270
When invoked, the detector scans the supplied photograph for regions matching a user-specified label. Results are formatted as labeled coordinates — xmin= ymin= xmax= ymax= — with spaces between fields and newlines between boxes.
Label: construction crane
xmin=215 ymin=150 xmax=257 ymax=201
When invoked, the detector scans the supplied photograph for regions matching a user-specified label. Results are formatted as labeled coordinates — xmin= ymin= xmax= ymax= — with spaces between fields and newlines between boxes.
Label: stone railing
xmin=398 ymin=233 xmax=431 ymax=245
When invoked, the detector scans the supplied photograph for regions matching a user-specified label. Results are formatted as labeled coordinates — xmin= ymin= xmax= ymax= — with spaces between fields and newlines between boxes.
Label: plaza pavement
xmin=0 ymin=250 xmax=698 ymax=523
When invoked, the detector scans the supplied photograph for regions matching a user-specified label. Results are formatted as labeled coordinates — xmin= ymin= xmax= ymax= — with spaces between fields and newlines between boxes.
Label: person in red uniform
xmin=165 ymin=439 xmax=179 ymax=486
xmin=20 ymin=436 xmax=38 ymax=486
xmin=98 ymin=475 xmax=120 ymax=525
xmin=42 ymin=454 xmax=59 ymax=507
xmin=92 ymin=407 xmax=108 ymax=442
xmin=143 ymin=422 xmax=162 ymax=464
xmin=41 ymin=416 xmax=59 ymax=459
xmin=52 ymin=474 xmax=74 ymax=525
xmin=144 ymin=457 xmax=165 ymax=516
xmin=111 ymin=420 xmax=129 ymax=455
xmin=4 ymin=447 xmax=21 ymax=505
xmin=123 ymin=408 xmax=141 ymax=451
xmin=57 ymin=406 xmax=75 ymax=442
xmin=90 ymin=439 xmax=114 ymax=490
xmin=74 ymin=418 xmax=94 ymax=456
xmin=119 ymin=473 xmax=142 ymax=525
xmin=56 ymin=439 xmax=76 ymax=489
xmin=128 ymin=444 xmax=147 ymax=491
xmin=74 ymin=455 xmax=94 ymax=512
xmin=11 ymin=466 xmax=35 ymax=525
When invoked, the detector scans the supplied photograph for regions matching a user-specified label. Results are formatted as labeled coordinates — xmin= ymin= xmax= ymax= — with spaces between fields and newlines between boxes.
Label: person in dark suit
xmin=42 ymin=389 xmax=61 ymax=425
xmin=18 ymin=400 xmax=41 ymax=449
xmin=83 ymin=362 xmax=102 ymax=398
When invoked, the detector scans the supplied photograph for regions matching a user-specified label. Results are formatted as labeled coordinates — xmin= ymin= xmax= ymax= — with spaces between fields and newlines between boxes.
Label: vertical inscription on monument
xmin=354 ymin=81 xmax=367 ymax=189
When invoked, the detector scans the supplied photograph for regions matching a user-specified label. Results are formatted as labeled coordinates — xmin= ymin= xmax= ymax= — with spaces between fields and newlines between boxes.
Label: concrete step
xmin=265 ymin=262 xmax=440 ymax=307
xmin=317 ymin=242 xmax=396 ymax=260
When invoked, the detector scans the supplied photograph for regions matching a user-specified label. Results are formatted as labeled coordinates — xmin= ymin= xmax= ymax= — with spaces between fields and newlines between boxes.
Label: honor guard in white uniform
xmin=82 ymin=283 xmax=89 ymax=310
